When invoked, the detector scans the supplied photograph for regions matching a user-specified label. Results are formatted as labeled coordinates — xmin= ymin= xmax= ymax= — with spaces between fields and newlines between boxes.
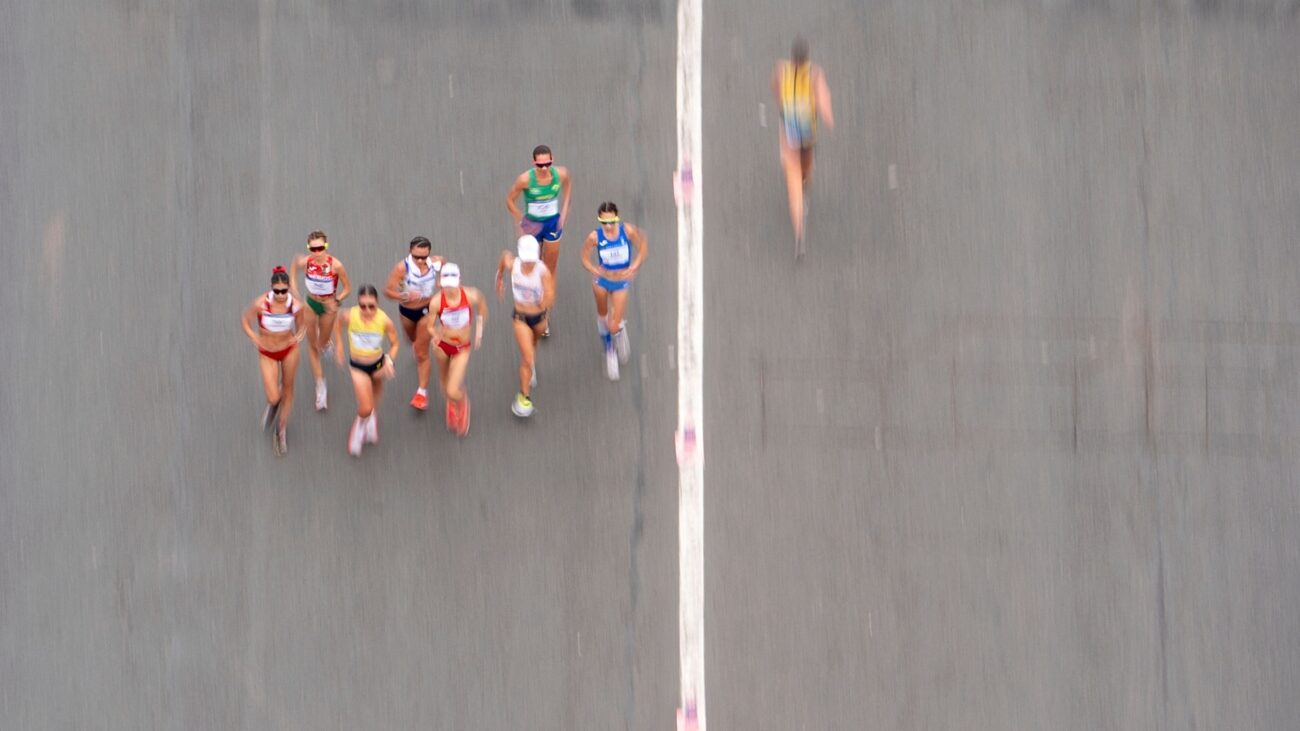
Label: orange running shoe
xmin=410 ymin=390 xmax=428 ymax=411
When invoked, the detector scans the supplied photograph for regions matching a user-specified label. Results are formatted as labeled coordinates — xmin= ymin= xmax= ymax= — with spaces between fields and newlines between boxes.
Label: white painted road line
xmin=675 ymin=0 xmax=705 ymax=729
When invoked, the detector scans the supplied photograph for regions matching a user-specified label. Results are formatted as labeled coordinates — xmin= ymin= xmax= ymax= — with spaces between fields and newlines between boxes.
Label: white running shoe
xmin=348 ymin=418 xmax=364 ymax=457
xmin=606 ymin=346 xmax=620 ymax=381
xmin=614 ymin=325 xmax=631 ymax=365
xmin=315 ymin=379 xmax=327 ymax=411
xmin=511 ymin=392 xmax=535 ymax=418
xmin=530 ymin=365 xmax=538 ymax=388
xmin=364 ymin=414 xmax=378 ymax=444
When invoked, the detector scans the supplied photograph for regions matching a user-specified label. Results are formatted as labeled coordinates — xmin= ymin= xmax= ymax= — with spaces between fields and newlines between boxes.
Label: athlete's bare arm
xmin=288 ymin=254 xmax=307 ymax=299
xmin=540 ymin=268 xmax=556 ymax=311
xmin=425 ymin=310 xmax=442 ymax=344
xmin=505 ymin=172 xmax=529 ymax=224
xmin=467 ymin=287 xmax=488 ymax=349
xmin=293 ymin=304 xmax=307 ymax=342
xmin=813 ymin=65 xmax=834 ymax=130
xmin=580 ymin=232 xmax=602 ymax=277
xmin=494 ymin=251 xmax=515 ymax=300
xmin=626 ymin=224 xmax=649 ymax=275
xmin=384 ymin=317 xmax=400 ymax=361
xmin=241 ymin=298 xmax=263 ymax=347
xmin=333 ymin=259 xmax=352 ymax=304
xmin=383 ymin=261 xmax=407 ymax=302
xmin=558 ymin=166 xmax=572 ymax=229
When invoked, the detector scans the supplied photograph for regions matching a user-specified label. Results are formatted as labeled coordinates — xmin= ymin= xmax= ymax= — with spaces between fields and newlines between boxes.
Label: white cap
xmin=439 ymin=262 xmax=461 ymax=287
xmin=517 ymin=235 xmax=540 ymax=263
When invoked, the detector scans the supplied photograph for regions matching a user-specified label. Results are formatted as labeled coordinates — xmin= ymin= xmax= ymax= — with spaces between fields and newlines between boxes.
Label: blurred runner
xmin=383 ymin=236 xmax=444 ymax=411
xmin=334 ymin=285 xmax=399 ymax=458
xmin=580 ymin=202 xmax=648 ymax=381
xmin=495 ymin=235 xmax=555 ymax=417
xmin=771 ymin=37 xmax=833 ymax=254
xmin=427 ymin=263 xmax=488 ymax=436
xmin=289 ymin=230 xmax=351 ymax=411
xmin=505 ymin=144 xmax=571 ymax=334
xmin=239 ymin=266 xmax=305 ymax=456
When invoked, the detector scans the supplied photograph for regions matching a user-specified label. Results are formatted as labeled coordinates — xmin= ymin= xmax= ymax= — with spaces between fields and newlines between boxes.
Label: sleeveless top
xmin=259 ymin=292 xmax=300 ymax=333
xmin=304 ymin=255 xmax=339 ymax=297
xmin=436 ymin=288 xmax=473 ymax=330
xmin=511 ymin=259 xmax=548 ymax=306
xmin=403 ymin=255 xmax=440 ymax=300
xmin=523 ymin=167 xmax=562 ymax=221
xmin=779 ymin=61 xmax=816 ymax=144
xmin=348 ymin=307 xmax=390 ymax=360
xmin=596 ymin=222 xmax=632 ymax=271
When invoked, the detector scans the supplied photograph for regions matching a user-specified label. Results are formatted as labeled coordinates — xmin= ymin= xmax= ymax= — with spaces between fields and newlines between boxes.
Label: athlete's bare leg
xmin=258 ymin=354 xmax=283 ymax=407
xmin=316 ymin=308 xmax=339 ymax=355
xmin=302 ymin=306 xmax=324 ymax=382
xmin=351 ymin=368 xmax=375 ymax=418
xmin=781 ymin=139 xmax=806 ymax=242
xmin=607 ymin=288 xmax=630 ymax=336
xmin=513 ymin=319 xmax=537 ymax=397
xmin=542 ymin=241 xmax=561 ymax=288
xmin=278 ymin=346 xmax=300 ymax=431
xmin=445 ymin=351 xmax=471 ymax=404
xmin=412 ymin=315 xmax=432 ymax=392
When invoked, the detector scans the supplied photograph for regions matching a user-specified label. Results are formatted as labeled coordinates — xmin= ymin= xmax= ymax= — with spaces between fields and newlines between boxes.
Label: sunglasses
xmin=359 ymin=303 xmax=377 ymax=311
xmin=412 ymin=254 xmax=429 ymax=262
xmin=308 ymin=245 xmax=327 ymax=253
xmin=534 ymin=161 xmax=553 ymax=169
xmin=598 ymin=218 xmax=620 ymax=225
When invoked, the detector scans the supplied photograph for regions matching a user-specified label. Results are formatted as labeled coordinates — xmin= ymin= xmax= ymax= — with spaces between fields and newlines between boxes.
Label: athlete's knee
xmin=446 ymin=385 xmax=464 ymax=402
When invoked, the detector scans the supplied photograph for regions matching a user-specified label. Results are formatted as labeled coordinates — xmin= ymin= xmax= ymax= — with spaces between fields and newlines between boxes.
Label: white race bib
xmin=599 ymin=244 xmax=630 ymax=267
xmin=527 ymin=199 xmax=559 ymax=218
xmin=305 ymin=274 xmax=335 ymax=296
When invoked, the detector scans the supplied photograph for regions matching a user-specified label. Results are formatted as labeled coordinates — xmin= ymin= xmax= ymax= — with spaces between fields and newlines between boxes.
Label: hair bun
xmin=272 ymin=265 xmax=287 ymax=274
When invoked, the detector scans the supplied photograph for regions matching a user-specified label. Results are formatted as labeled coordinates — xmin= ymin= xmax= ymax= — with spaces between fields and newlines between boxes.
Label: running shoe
xmin=606 ymin=346 xmax=620 ymax=381
xmin=445 ymin=401 xmax=456 ymax=432
xmin=541 ymin=324 xmax=551 ymax=338
xmin=276 ymin=427 xmax=288 ymax=456
xmin=315 ymin=379 xmax=327 ymax=411
xmin=512 ymin=392 xmax=534 ymax=418
xmin=348 ymin=418 xmax=364 ymax=457
xmin=410 ymin=390 xmax=428 ymax=411
xmin=364 ymin=414 xmax=378 ymax=444
xmin=615 ymin=326 xmax=631 ymax=365
xmin=262 ymin=401 xmax=279 ymax=431
xmin=530 ymin=365 xmax=538 ymax=388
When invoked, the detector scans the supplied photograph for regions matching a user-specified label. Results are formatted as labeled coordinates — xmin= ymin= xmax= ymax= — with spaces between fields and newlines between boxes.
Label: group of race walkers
xmin=240 ymin=145 xmax=649 ymax=457
xmin=240 ymin=39 xmax=829 ymax=457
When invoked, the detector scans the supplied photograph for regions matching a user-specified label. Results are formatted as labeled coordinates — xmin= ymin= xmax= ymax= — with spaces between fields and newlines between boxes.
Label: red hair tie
xmin=272 ymin=265 xmax=287 ymax=274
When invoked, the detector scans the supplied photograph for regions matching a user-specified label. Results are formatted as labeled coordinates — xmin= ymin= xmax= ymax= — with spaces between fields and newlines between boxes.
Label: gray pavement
xmin=2 ymin=1 xmax=1299 ymax=730
xmin=706 ymin=1 xmax=1300 ymax=729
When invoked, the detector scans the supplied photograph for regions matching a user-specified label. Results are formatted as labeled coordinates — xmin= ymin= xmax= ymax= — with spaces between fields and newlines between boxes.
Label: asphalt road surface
xmin=3 ymin=1 xmax=1299 ymax=729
